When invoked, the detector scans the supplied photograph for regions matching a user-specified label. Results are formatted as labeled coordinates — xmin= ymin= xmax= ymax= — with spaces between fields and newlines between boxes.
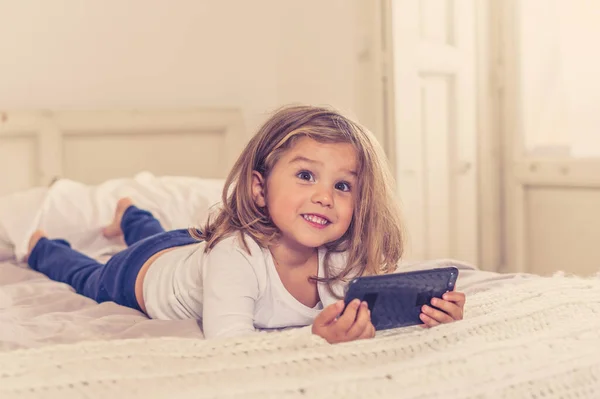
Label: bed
xmin=1 ymin=110 xmax=600 ymax=398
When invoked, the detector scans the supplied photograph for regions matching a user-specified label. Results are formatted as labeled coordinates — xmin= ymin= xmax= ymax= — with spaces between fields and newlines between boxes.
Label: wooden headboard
xmin=0 ymin=109 xmax=245 ymax=196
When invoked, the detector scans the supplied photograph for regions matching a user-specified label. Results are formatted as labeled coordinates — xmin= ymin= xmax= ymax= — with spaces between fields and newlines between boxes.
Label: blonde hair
xmin=192 ymin=105 xmax=404 ymax=296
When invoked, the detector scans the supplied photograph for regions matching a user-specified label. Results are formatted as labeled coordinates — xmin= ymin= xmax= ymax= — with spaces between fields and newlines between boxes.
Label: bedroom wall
xmin=0 ymin=0 xmax=383 ymax=142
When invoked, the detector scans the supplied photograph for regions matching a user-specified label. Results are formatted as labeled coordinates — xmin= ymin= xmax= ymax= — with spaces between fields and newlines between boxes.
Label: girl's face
xmin=253 ymin=136 xmax=358 ymax=254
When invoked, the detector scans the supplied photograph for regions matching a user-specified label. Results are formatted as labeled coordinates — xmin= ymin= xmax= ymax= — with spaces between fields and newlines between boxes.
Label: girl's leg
xmin=120 ymin=206 xmax=165 ymax=246
xmin=28 ymin=225 xmax=200 ymax=312
xmin=27 ymin=230 xmax=105 ymax=300
xmin=103 ymin=198 xmax=165 ymax=246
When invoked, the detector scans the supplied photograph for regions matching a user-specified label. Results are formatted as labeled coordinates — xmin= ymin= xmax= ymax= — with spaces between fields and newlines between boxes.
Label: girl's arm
xmin=202 ymin=244 xmax=260 ymax=339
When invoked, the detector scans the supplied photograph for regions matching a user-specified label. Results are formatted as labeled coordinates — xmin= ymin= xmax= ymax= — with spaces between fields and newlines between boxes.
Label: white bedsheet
xmin=1 ymin=269 xmax=599 ymax=398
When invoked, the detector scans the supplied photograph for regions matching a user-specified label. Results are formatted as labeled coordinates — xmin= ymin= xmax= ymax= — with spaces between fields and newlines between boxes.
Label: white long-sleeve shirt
xmin=142 ymin=233 xmax=348 ymax=339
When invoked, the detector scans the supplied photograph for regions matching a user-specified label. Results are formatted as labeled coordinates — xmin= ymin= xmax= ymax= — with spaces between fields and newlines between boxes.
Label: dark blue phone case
xmin=343 ymin=266 xmax=459 ymax=330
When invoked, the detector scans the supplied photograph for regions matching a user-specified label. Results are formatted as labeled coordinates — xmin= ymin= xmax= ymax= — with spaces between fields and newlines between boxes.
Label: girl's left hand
xmin=419 ymin=291 xmax=466 ymax=328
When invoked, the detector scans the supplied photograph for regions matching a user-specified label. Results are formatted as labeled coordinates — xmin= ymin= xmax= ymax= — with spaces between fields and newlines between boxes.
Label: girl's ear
xmin=251 ymin=170 xmax=267 ymax=207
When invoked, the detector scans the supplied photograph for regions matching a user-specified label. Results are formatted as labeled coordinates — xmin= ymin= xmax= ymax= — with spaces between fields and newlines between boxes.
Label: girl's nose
xmin=311 ymin=186 xmax=333 ymax=207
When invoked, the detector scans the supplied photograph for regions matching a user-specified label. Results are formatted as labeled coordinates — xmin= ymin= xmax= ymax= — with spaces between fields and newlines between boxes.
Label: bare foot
xmin=103 ymin=197 xmax=134 ymax=238
xmin=25 ymin=229 xmax=47 ymax=262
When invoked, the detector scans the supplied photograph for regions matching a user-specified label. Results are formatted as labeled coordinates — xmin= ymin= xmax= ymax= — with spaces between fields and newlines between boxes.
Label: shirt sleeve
xmin=201 ymin=241 xmax=260 ymax=339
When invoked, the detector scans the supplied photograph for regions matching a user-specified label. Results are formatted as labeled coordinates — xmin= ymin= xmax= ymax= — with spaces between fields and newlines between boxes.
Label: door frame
xmin=476 ymin=0 xmax=503 ymax=272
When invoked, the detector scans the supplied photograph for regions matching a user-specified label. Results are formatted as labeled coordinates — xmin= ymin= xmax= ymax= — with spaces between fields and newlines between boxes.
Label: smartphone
xmin=343 ymin=266 xmax=459 ymax=330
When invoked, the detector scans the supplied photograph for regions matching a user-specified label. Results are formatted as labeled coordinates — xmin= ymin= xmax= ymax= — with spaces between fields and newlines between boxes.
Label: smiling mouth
xmin=302 ymin=214 xmax=330 ymax=225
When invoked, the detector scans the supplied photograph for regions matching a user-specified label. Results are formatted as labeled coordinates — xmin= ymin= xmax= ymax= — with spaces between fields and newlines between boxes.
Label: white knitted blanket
xmin=2 ymin=275 xmax=600 ymax=399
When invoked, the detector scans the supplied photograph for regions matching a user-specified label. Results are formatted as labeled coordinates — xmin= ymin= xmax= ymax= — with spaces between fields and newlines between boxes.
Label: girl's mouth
xmin=302 ymin=214 xmax=330 ymax=228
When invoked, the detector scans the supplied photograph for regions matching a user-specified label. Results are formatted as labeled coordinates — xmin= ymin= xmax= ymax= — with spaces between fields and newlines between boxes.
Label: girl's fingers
xmin=357 ymin=321 xmax=376 ymax=340
xmin=443 ymin=291 xmax=466 ymax=308
xmin=346 ymin=302 xmax=371 ymax=339
xmin=421 ymin=305 xmax=454 ymax=324
xmin=419 ymin=313 xmax=439 ymax=328
xmin=314 ymin=300 xmax=344 ymax=327
xmin=430 ymin=298 xmax=463 ymax=320
xmin=335 ymin=299 xmax=360 ymax=333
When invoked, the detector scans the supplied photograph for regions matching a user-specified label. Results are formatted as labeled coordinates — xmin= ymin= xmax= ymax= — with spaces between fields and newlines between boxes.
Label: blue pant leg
xmin=28 ymin=229 xmax=200 ymax=312
xmin=121 ymin=206 xmax=165 ymax=246
xmin=27 ymin=238 xmax=104 ymax=300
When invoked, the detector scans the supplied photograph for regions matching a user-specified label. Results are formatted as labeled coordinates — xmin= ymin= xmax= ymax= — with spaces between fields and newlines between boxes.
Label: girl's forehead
xmin=281 ymin=136 xmax=359 ymax=171
xmin=287 ymin=136 xmax=354 ymax=154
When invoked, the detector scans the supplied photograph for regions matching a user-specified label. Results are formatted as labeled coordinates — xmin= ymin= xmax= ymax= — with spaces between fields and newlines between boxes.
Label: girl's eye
xmin=297 ymin=171 xmax=314 ymax=181
xmin=335 ymin=181 xmax=351 ymax=192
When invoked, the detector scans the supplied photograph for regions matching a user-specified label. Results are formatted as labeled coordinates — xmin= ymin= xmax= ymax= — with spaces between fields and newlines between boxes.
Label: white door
xmin=389 ymin=0 xmax=478 ymax=264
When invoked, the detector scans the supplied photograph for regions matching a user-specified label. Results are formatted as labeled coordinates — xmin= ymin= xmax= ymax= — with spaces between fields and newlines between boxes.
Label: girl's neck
xmin=269 ymin=243 xmax=317 ymax=269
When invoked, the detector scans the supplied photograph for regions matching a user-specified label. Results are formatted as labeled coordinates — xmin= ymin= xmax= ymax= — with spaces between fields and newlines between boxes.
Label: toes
xmin=103 ymin=197 xmax=134 ymax=238
xmin=116 ymin=197 xmax=134 ymax=213
xmin=102 ymin=224 xmax=121 ymax=238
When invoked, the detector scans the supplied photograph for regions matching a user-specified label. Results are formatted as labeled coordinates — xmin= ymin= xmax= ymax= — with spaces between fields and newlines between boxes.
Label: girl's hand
xmin=312 ymin=299 xmax=376 ymax=344
xmin=420 ymin=291 xmax=466 ymax=328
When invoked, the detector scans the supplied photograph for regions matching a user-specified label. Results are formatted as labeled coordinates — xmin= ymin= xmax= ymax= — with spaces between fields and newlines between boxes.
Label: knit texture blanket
xmin=2 ymin=275 xmax=599 ymax=398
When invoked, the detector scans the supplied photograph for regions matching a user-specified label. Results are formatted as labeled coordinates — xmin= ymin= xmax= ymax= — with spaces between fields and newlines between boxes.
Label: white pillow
xmin=0 ymin=186 xmax=48 ymax=261
xmin=2 ymin=173 xmax=225 ymax=261
xmin=0 ymin=224 xmax=13 ymax=261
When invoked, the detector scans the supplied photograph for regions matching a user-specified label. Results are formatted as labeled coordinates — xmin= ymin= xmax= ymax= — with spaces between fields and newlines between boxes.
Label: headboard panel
xmin=0 ymin=109 xmax=245 ymax=195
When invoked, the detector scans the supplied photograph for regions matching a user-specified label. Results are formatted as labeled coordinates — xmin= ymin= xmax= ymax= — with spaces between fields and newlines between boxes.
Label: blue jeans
xmin=27 ymin=206 xmax=199 ymax=312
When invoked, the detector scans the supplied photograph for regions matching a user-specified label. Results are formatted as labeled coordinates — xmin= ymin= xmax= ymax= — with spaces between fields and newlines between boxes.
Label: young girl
xmin=26 ymin=105 xmax=466 ymax=343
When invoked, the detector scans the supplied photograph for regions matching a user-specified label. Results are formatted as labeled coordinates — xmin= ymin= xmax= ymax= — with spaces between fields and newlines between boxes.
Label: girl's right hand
xmin=312 ymin=299 xmax=376 ymax=344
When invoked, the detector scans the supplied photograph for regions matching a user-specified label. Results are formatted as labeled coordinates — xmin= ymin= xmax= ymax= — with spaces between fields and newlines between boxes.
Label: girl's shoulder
xmin=204 ymin=232 xmax=269 ymax=290
xmin=209 ymin=232 xmax=266 ymax=261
